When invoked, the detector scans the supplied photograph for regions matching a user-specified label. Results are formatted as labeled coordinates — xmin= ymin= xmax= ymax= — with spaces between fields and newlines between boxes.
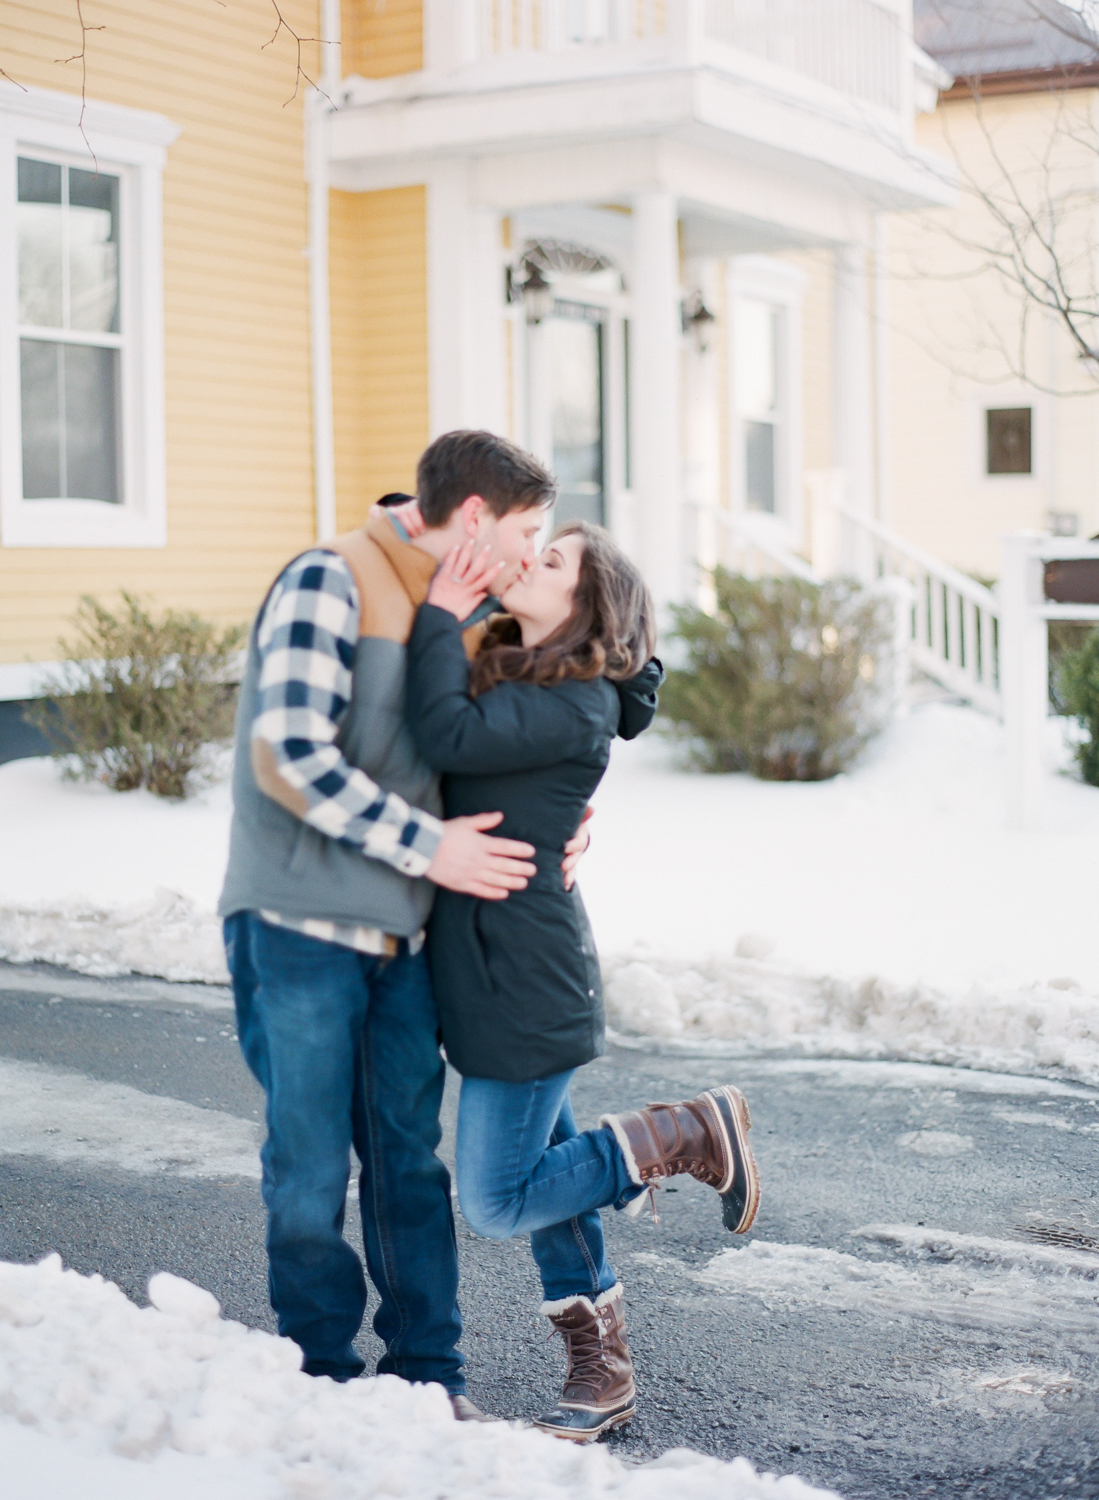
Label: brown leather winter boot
xmin=601 ymin=1085 xmax=760 ymax=1233
xmin=532 ymin=1285 xmax=636 ymax=1442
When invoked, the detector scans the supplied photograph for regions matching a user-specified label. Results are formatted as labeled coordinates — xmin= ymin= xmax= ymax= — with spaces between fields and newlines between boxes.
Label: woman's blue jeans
xmin=456 ymin=1069 xmax=640 ymax=1303
xmin=224 ymin=911 xmax=464 ymax=1391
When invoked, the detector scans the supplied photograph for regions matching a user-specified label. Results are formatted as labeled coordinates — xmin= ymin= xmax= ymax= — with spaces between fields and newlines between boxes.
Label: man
xmin=220 ymin=430 xmax=587 ymax=1414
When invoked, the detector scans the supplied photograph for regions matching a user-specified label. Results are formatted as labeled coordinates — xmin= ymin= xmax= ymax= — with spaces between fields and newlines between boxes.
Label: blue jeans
xmin=455 ymin=1069 xmax=640 ymax=1304
xmin=224 ymin=912 xmax=464 ymax=1391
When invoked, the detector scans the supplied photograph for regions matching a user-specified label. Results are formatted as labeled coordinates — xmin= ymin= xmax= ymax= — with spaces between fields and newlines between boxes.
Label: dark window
xmin=986 ymin=407 xmax=1032 ymax=475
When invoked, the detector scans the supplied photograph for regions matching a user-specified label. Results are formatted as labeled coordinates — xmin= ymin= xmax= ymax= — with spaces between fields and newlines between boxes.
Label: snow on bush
xmin=0 ymin=1256 xmax=834 ymax=1500
xmin=603 ymin=952 xmax=1099 ymax=1086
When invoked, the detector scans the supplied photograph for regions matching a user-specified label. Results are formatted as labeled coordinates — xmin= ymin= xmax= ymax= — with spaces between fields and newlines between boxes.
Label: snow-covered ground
xmin=0 ymin=1255 xmax=833 ymax=1500
xmin=2 ymin=702 xmax=1098 ymax=1081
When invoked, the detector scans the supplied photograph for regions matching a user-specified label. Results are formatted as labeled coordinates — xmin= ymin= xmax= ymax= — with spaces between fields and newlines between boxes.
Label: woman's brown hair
xmin=468 ymin=520 xmax=656 ymax=697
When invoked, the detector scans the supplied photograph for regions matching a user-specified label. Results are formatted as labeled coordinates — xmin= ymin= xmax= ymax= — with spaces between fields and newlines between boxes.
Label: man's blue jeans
xmin=224 ymin=911 xmax=464 ymax=1390
xmin=455 ymin=1069 xmax=640 ymax=1304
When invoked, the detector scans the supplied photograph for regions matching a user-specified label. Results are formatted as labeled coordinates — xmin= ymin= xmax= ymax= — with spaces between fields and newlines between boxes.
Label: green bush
xmin=660 ymin=569 xmax=893 ymax=780
xmin=1054 ymin=627 xmax=1099 ymax=787
xmin=26 ymin=592 xmax=245 ymax=800
xmin=1049 ymin=621 xmax=1097 ymax=714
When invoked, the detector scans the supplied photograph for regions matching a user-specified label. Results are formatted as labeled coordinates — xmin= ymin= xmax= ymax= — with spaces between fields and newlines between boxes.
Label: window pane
xmin=69 ymin=168 xmax=120 ymax=334
xmin=745 ymin=420 xmax=775 ymax=512
xmin=19 ymin=340 xmax=120 ymax=502
xmin=64 ymin=343 xmax=121 ymax=503
xmin=986 ymin=407 xmax=1031 ymax=475
xmin=736 ymin=299 xmax=777 ymax=417
xmin=18 ymin=157 xmax=62 ymax=204
xmin=548 ymin=315 xmax=604 ymax=525
xmin=20 ymin=339 xmax=62 ymax=499
xmin=18 ymin=159 xmax=63 ymax=328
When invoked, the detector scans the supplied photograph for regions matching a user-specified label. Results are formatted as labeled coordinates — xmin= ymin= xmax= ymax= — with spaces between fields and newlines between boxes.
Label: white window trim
xmin=726 ymin=255 xmax=806 ymax=544
xmin=0 ymin=82 xmax=179 ymax=548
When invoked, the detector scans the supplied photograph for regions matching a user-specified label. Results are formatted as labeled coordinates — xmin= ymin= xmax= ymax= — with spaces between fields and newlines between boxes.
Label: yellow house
xmin=886 ymin=0 xmax=1099 ymax=579
xmin=1 ymin=0 xmax=952 ymax=754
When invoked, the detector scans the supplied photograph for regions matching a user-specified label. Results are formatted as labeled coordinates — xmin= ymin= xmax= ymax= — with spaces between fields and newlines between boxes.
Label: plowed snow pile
xmin=2 ymin=703 xmax=1098 ymax=1081
xmin=0 ymin=1255 xmax=831 ymax=1500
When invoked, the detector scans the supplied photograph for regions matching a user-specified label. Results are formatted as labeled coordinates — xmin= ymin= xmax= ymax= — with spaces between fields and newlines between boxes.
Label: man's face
xmin=472 ymin=504 xmax=550 ymax=595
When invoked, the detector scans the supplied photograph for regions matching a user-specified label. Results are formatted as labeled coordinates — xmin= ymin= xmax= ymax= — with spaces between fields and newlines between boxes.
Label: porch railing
xmin=476 ymin=0 xmax=665 ymax=53
xmin=686 ymin=500 xmax=823 ymax=586
xmin=812 ymin=488 xmax=1002 ymax=715
xmin=706 ymin=0 xmax=906 ymax=111
xmin=470 ymin=0 xmax=908 ymax=112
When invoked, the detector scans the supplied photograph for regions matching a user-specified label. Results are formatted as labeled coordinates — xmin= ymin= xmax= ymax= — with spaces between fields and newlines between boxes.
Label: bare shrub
xmin=26 ymin=593 xmax=245 ymax=800
xmin=660 ymin=570 xmax=893 ymax=780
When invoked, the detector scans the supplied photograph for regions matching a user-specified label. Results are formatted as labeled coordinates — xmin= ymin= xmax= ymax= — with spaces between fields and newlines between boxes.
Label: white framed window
xmin=0 ymin=83 xmax=178 ymax=548
xmin=727 ymin=256 xmax=805 ymax=538
xmin=965 ymin=384 xmax=1047 ymax=495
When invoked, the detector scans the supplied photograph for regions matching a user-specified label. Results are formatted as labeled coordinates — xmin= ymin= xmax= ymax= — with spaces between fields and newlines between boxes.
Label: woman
xmin=405 ymin=521 xmax=760 ymax=1442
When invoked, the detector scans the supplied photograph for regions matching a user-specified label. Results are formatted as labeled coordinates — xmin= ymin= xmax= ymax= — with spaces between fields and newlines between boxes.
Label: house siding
xmin=0 ymin=0 xmax=319 ymax=667
xmin=341 ymin=0 xmax=422 ymax=78
xmin=330 ymin=3 xmax=429 ymax=531
xmin=889 ymin=88 xmax=1099 ymax=578
xmin=330 ymin=184 xmax=429 ymax=530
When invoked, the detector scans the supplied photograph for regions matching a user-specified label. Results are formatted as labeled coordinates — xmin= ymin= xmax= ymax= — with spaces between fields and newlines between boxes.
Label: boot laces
xmin=565 ymin=1318 xmax=609 ymax=1386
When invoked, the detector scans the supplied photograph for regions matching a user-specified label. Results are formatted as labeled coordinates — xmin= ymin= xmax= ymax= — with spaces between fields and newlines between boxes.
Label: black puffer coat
xmin=405 ymin=603 xmax=661 ymax=1083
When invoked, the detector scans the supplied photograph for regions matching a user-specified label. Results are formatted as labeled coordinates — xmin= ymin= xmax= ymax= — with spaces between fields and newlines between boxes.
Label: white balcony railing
xmin=469 ymin=0 xmax=907 ymax=112
xmin=476 ymin=0 xmax=665 ymax=52
xmin=706 ymin=0 xmax=906 ymax=111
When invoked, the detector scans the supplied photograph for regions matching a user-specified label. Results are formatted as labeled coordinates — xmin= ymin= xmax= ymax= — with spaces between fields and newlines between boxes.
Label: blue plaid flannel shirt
xmin=251 ymin=549 xmax=444 ymax=881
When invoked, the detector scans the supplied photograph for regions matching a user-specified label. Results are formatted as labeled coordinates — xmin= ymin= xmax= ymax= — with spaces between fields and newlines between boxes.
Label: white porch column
xmin=832 ymin=243 xmax=873 ymax=576
xmin=427 ymin=161 xmax=507 ymax=438
xmin=1000 ymin=531 xmax=1049 ymax=830
xmin=307 ymin=91 xmax=336 ymax=541
xmin=682 ymin=256 xmax=721 ymax=609
xmin=630 ymin=190 xmax=683 ymax=619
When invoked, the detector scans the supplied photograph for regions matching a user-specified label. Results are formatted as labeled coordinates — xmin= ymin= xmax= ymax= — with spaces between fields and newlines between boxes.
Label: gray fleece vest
xmin=218 ymin=534 xmax=443 ymax=936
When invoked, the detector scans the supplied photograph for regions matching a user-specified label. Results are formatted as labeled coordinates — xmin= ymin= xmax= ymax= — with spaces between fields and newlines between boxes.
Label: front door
xmin=544 ymin=301 xmax=605 ymax=526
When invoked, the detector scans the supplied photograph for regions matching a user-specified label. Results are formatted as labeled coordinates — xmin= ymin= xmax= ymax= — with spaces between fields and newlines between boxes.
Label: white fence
xmin=808 ymin=480 xmax=1099 ymax=827
xmin=1000 ymin=532 xmax=1099 ymax=829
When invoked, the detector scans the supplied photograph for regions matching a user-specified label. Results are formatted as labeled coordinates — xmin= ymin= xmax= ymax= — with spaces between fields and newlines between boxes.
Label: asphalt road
xmin=2 ymin=959 xmax=1098 ymax=1499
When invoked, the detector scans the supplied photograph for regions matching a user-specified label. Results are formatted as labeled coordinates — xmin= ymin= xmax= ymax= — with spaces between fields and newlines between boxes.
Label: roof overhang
xmin=326 ymin=60 xmax=954 ymax=241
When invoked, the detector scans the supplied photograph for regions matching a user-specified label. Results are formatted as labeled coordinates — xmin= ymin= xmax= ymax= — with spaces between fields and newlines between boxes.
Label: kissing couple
xmin=219 ymin=429 xmax=760 ymax=1439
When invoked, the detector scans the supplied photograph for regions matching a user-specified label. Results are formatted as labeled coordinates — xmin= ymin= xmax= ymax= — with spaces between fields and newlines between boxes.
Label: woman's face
xmin=500 ymin=532 xmax=585 ymax=644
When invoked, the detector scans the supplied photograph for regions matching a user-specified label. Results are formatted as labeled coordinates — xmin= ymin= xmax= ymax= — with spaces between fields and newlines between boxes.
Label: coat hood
xmin=614 ymin=657 xmax=663 ymax=741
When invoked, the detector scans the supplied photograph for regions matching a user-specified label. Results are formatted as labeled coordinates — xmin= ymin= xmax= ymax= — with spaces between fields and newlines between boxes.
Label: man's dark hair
xmin=416 ymin=430 xmax=555 ymax=527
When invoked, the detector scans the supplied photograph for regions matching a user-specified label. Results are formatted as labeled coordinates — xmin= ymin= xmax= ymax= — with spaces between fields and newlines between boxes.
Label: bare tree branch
xmin=262 ymin=1 xmax=333 ymax=107
xmin=56 ymin=0 xmax=105 ymax=172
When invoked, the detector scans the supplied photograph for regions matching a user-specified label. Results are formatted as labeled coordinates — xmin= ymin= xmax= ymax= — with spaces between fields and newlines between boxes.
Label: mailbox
xmin=1044 ymin=547 xmax=1099 ymax=605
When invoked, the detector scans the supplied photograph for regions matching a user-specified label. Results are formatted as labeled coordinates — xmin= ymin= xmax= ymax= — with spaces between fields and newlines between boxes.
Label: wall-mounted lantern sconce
xmin=682 ymin=291 xmax=717 ymax=352
xmin=507 ymin=258 xmax=555 ymax=325
xmin=517 ymin=261 xmax=554 ymax=325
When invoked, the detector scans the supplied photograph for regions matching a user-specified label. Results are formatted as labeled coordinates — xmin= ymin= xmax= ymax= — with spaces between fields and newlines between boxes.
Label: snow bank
xmin=3 ymin=703 xmax=1099 ymax=1083
xmin=602 ymin=953 xmax=1099 ymax=1087
xmin=659 ymin=1221 xmax=1099 ymax=1342
xmin=0 ymin=754 xmax=231 ymax=982
xmin=0 ymin=889 xmax=228 ymax=983
xmin=0 ymin=1256 xmax=833 ymax=1500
